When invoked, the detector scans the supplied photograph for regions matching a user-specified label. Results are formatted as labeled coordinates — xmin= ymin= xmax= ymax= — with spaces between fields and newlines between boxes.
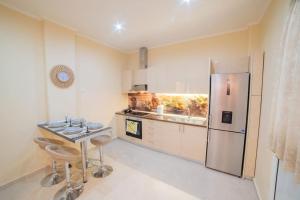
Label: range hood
xmin=132 ymin=47 xmax=148 ymax=92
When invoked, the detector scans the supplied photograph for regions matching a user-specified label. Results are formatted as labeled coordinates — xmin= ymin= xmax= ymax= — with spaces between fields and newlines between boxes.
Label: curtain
xmin=270 ymin=0 xmax=300 ymax=183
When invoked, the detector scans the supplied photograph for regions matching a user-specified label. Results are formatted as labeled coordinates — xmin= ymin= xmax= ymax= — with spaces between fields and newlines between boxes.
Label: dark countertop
xmin=116 ymin=112 xmax=207 ymax=128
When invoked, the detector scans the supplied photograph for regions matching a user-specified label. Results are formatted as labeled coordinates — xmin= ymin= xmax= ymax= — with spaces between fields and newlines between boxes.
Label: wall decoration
xmin=50 ymin=65 xmax=74 ymax=88
xmin=128 ymin=93 xmax=208 ymax=118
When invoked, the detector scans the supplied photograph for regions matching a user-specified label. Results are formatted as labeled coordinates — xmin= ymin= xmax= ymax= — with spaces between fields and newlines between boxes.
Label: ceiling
xmin=0 ymin=0 xmax=271 ymax=52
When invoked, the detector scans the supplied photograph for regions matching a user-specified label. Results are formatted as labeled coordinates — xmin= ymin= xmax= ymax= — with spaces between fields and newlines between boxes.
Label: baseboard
xmin=253 ymin=177 xmax=263 ymax=200
xmin=0 ymin=166 xmax=48 ymax=190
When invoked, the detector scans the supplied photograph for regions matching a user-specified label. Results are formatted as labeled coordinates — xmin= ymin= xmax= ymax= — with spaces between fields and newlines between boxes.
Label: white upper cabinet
xmin=122 ymin=68 xmax=148 ymax=93
xmin=122 ymin=69 xmax=132 ymax=93
xmin=147 ymin=66 xmax=166 ymax=93
xmin=147 ymin=64 xmax=209 ymax=94
xmin=133 ymin=68 xmax=147 ymax=85
xmin=185 ymin=65 xmax=210 ymax=94
xmin=122 ymin=64 xmax=210 ymax=94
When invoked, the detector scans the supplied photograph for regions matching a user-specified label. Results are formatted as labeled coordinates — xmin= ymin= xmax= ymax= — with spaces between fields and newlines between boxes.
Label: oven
xmin=125 ymin=117 xmax=142 ymax=139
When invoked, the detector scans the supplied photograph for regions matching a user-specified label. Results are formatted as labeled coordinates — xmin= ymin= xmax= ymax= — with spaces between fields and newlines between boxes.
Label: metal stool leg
xmin=54 ymin=162 xmax=84 ymax=200
xmin=40 ymin=160 xmax=65 ymax=187
xmin=92 ymin=145 xmax=113 ymax=178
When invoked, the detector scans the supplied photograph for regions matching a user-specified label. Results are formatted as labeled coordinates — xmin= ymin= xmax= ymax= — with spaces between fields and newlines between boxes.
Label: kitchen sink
xmin=166 ymin=115 xmax=206 ymax=125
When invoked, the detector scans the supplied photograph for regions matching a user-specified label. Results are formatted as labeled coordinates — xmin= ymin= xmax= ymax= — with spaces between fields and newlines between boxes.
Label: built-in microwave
xmin=125 ymin=117 xmax=142 ymax=139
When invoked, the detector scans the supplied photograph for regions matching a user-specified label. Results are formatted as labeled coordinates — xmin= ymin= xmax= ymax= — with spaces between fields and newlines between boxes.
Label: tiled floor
xmin=0 ymin=139 xmax=259 ymax=200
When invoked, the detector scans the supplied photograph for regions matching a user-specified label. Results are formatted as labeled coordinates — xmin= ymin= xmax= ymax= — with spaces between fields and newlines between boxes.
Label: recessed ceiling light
xmin=113 ymin=22 xmax=124 ymax=33
xmin=181 ymin=0 xmax=191 ymax=4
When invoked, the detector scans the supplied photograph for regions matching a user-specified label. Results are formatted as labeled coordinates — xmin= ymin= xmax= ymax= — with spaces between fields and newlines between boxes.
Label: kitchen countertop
xmin=116 ymin=111 xmax=207 ymax=128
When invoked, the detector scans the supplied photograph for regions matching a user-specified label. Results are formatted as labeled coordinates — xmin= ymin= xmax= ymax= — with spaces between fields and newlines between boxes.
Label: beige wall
xmin=76 ymin=36 xmax=128 ymax=128
xmin=254 ymin=0 xmax=292 ymax=200
xmin=0 ymin=5 xmax=49 ymax=186
xmin=0 ymin=5 xmax=127 ymax=186
xmin=43 ymin=21 xmax=78 ymax=119
xmin=128 ymin=29 xmax=250 ymax=74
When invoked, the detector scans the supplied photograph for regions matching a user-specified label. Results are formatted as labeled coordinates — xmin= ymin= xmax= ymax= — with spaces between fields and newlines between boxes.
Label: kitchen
xmin=0 ymin=0 xmax=300 ymax=200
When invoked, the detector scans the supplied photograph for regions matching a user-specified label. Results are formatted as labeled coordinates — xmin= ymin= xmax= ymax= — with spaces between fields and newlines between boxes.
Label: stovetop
xmin=123 ymin=110 xmax=150 ymax=116
xmin=127 ymin=111 xmax=149 ymax=116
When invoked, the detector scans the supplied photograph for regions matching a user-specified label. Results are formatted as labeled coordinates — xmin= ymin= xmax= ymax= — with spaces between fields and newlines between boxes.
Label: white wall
xmin=0 ymin=5 xmax=49 ymax=186
xmin=43 ymin=21 xmax=78 ymax=120
xmin=76 ymin=36 xmax=128 ymax=129
xmin=275 ymin=161 xmax=300 ymax=200
xmin=254 ymin=0 xmax=293 ymax=200
xmin=0 ymin=5 xmax=128 ymax=186
xmin=128 ymin=29 xmax=250 ymax=74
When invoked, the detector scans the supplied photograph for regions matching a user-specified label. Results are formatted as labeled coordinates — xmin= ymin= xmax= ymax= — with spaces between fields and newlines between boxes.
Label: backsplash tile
xmin=128 ymin=93 xmax=208 ymax=118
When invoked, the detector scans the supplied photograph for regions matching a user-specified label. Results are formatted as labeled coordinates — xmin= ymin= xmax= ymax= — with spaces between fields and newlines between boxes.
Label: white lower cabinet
xmin=115 ymin=114 xmax=125 ymax=138
xmin=154 ymin=121 xmax=181 ymax=155
xmin=142 ymin=118 xmax=207 ymax=163
xmin=180 ymin=125 xmax=207 ymax=163
xmin=116 ymin=115 xmax=208 ymax=163
xmin=143 ymin=119 xmax=158 ymax=148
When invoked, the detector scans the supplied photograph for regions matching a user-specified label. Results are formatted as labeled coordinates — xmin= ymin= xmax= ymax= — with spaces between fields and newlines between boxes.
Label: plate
xmin=71 ymin=118 xmax=85 ymax=125
xmin=52 ymin=127 xmax=66 ymax=132
xmin=63 ymin=127 xmax=83 ymax=135
xmin=48 ymin=121 xmax=67 ymax=128
xmin=37 ymin=121 xmax=48 ymax=126
xmin=87 ymin=122 xmax=103 ymax=130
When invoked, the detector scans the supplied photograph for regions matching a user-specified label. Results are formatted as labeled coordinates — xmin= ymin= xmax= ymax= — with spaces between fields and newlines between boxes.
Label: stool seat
xmin=90 ymin=135 xmax=112 ymax=146
xmin=34 ymin=137 xmax=64 ymax=149
xmin=46 ymin=145 xmax=80 ymax=161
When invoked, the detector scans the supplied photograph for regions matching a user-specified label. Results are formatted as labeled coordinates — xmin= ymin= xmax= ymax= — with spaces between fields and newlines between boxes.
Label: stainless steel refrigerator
xmin=206 ymin=73 xmax=250 ymax=177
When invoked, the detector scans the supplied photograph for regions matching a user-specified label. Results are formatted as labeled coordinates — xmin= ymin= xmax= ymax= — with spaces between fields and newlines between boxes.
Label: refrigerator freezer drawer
xmin=206 ymin=129 xmax=245 ymax=176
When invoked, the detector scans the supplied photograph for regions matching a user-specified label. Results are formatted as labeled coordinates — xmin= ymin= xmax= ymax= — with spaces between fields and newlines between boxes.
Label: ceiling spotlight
xmin=113 ymin=22 xmax=124 ymax=33
xmin=182 ymin=0 xmax=191 ymax=4
xmin=180 ymin=0 xmax=193 ymax=5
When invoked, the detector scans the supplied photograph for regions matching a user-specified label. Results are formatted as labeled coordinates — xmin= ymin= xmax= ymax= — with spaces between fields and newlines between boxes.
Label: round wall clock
xmin=50 ymin=65 xmax=74 ymax=88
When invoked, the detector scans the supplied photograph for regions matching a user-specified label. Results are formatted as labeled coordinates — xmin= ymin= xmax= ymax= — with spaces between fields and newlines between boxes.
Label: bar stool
xmin=33 ymin=137 xmax=65 ymax=187
xmin=45 ymin=145 xmax=84 ymax=200
xmin=90 ymin=135 xmax=113 ymax=178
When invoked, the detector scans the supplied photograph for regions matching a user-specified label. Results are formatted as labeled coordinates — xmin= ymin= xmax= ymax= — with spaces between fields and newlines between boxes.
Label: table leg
xmin=80 ymin=141 xmax=88 ymax=183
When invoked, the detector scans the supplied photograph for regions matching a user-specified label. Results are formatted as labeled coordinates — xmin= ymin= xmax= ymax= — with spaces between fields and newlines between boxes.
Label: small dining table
xmin=37 ymin=121 xmax=112 ymax=183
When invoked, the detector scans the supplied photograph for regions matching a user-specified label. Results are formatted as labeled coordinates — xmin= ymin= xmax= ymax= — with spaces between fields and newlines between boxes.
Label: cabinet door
xmin=185 ymin=65 xmax=209 ymax=94
xmin=147 ymin=66 xmax=168 ymax=93
xmin=133 ymin=69 xmax=147 ymax=85
xmin=154 ymin=121 xmax=181 ymax=155
xmin=181 ymin=126 xmax=207 ymax=163
xmin=122 ymin=70 xmax=132 ymax=93
xmin=147 ymin=67 xmax=158 ymax=92
xmin=115 ymin=115 xmax=125 ymax=138
xmin=142 ymin=119 xmax=158 ymax=148
xmin=166 ymin=65 xmax=187 ymax=93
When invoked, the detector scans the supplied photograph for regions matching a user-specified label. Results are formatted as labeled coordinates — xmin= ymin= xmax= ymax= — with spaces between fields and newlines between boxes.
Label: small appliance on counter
xmin=206 ymin=73 xmax=250 ymax=177
xmin=156 ymin=105 xmax=164 ymax=115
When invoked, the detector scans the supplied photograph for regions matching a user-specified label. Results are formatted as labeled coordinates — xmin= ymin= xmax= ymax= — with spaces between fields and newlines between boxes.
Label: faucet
xmin=187 ymin=108 xmax=191 ymax=119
